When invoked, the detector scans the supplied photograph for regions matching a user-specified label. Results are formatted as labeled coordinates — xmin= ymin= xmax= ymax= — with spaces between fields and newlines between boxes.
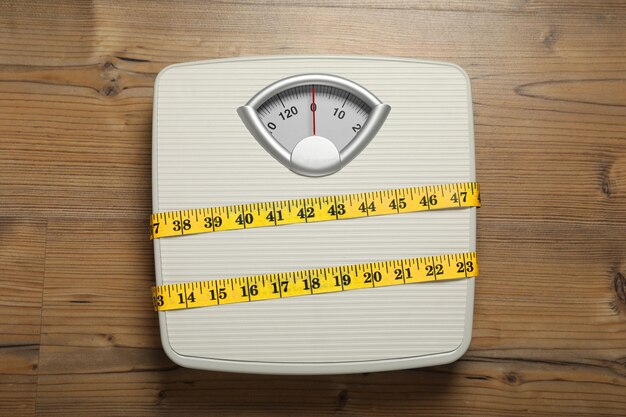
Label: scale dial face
xmin=237 ymin=74 xmax=391 ymax=177
xmin=257 ymin=85 xmax=370 ymax=153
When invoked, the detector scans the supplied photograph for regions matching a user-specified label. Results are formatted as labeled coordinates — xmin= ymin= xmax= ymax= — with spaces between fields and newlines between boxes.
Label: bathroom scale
xmin=152 ymin=56 xmax=476 ymax=374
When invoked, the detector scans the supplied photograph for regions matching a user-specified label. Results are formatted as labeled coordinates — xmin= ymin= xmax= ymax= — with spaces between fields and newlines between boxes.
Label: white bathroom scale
xmin=152 ymin=56 xmax=476 ymax=374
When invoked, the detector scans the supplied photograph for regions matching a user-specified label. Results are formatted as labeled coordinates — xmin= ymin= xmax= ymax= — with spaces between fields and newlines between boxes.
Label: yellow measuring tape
xmin=150 ymin=182 xmax=480 ymax=239
xmin=151 ymin=181 xmax=480 ymax=311
xmin=153 ymin=252 xmax=478 ymax=311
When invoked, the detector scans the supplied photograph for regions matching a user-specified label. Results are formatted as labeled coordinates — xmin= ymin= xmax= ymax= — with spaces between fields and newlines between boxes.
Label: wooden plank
xmin=0 ymin=218 xmax=47 ymax=417
xmin=35 ymin=216 xmax=626 ymax=415
xmin=1 ymin=2 xmax=626 ymax=220
xmin=0 ymin=0 xmax=622 ymax=415
xmin=38 ymin=219 xmax=157 ymax=347
xmin=33 ymin=360 xmax=626 ymax=417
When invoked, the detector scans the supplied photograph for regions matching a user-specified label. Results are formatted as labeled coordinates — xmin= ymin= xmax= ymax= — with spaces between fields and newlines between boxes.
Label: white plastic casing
xmin=152 ymin=56 xmax=476 ymax=375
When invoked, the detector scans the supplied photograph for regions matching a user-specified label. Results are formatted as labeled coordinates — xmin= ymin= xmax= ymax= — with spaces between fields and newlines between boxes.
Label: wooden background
xmin=1 ymin=1 xmax=625 ymax=415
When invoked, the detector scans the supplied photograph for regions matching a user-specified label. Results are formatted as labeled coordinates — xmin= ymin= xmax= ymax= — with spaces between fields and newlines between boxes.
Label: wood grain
xmin=0 ymin=219 xmax=46 ymax=416
xmin=0 ymin=0 xmax=625 ymax=415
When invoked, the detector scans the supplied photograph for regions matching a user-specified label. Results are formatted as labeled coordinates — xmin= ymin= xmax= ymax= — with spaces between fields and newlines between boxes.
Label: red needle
xmin=311 ymin=85 xmax=316 ymax=135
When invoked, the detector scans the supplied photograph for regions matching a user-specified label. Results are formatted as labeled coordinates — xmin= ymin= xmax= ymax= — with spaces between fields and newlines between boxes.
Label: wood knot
xmin=504 ymin=371 xmax=520 ymax=385
xmin=32 ymin=364 xmax=38 ymax=371
xmin=614 ymin=272 xmax=626 ymax=306
xmin=542 ymin=27 xmax=558 ymax=48
xmin=602 ymin=178 xmax=612 ymax=197
xmin=600 ymin=160 xmax=616 ymax=198
xmin=336 ymin=389 xmax=348 ymax=410
xmin=106 ymin=334 xmax=114 ymax=342
xmin=158 ymin=389 xmax=166 ymax=400
xmin=101 ymin=84 xmax=120 ymax=97
xmin=102 ymin=60 xmax=117 ymax=71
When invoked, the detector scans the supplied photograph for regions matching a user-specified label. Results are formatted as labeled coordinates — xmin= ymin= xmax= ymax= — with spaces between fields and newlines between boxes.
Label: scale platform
xmin=152 ymin=56 xmax=476 ymax=374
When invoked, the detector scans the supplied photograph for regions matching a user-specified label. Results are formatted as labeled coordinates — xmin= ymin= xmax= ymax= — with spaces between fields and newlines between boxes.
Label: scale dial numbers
xmin=257 ymin=85 xmax=369 ymax=153
xmin=237 ymin=74 xmax=390 ymax=177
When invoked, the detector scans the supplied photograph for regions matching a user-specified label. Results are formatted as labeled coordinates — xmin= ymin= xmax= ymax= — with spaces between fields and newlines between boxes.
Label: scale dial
xmin=257 ymin=85 xmax=369 ymax=153
xmin=238 ymin=74 xmax=391 ymax=177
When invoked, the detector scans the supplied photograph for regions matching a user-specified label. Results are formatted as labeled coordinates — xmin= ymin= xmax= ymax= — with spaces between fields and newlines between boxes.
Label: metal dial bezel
xmin=237 ymin=73 xmax=391 ymax=176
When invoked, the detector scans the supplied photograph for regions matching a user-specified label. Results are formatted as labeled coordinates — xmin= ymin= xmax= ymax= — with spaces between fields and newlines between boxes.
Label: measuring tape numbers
xmin=153 ymin=252 xmax=478 ymax=311
xmin=151 ymin=181 xmax=480 ymax=311
xmin=150 ymin=182 xmax=480 ymax=239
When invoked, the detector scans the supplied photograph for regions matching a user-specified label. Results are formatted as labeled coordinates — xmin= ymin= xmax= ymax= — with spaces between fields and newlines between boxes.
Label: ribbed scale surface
xmin=154 ymin=57 xmax=475 ymax=364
